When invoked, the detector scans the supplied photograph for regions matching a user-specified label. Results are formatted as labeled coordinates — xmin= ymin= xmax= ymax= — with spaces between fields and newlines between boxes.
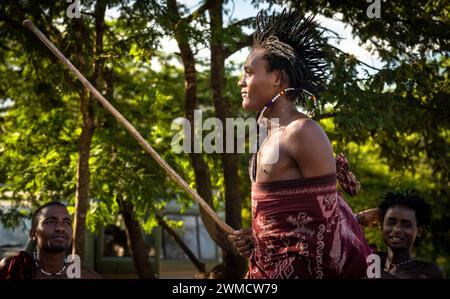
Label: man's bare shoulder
xmin=285 ymin=117 xmax=332 ymax=151
xmin=81 ymin=265 xmax=102 ymax=279
xmin=284 ymin=117 xmax=335 ymax=177
xmin=285 ymin=117 xmax=328 ymax=142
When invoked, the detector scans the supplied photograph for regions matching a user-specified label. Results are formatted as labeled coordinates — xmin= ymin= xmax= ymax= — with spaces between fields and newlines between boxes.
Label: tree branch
xmin=153 ymin=208 xmax=206 ymax=273
xmin=224 ymin=32 xmax=254 ymax=59
xmin=224 ymin=17 xmax=254 ymax=31
xmin=329 ymin=44 xmax=382 ymax=71
xmin=182 ymin=0 xmax=215 ymax=23
xmin=317 ymin=25 xmax=344 ymax=41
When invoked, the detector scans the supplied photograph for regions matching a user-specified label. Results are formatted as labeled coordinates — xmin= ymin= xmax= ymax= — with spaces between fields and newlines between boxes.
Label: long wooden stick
xmin=22 ymin=19 xmax=233 ymax=235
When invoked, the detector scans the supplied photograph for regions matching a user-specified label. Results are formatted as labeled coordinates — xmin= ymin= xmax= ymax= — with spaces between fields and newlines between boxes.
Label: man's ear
xmin=274 ymin=70 xmax=286 ymax=87
xmin=417 ymin=226 xmax=424 ymax=238
xmin=29 ymin=228 xmax=36 ymax=241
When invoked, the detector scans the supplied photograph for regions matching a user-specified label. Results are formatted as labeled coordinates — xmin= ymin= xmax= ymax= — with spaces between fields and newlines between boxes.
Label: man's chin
xmin=47 ymin=243 xmax=70 ymax=254
xmin=387 ymin=243 xmax=409 ymax=251
xmin=241 ymin=100 xmax=258 ymax=112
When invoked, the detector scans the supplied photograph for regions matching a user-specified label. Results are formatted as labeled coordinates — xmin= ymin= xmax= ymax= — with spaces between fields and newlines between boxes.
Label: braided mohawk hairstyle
xmin=254 ymin=9 xmax=329 ymax=107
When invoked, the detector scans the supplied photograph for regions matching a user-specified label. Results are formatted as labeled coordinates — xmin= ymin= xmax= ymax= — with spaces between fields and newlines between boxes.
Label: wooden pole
xmin=22 ymin=19 xmax=233 ymax=235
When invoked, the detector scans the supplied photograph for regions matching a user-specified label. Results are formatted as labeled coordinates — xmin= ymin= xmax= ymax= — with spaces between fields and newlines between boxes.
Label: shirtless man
xmin=0 ymin=201 xmax=100 ymax=279
xmin=228 ymin=9 xmax=370 ymax=279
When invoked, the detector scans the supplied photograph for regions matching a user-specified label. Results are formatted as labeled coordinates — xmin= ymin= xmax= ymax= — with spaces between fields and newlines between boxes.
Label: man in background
xmin=0 ymin=201 xmax=100 ymax=279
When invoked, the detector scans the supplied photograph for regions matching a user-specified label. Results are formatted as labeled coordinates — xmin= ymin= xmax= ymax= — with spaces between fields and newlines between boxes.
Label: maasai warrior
xmin=228 ymin=9 xmax=371 ymax=279
xmin=377 ymin=190 xmax=445 ymax=279
xmin=0 ymin=201 xmax=100 ymax=279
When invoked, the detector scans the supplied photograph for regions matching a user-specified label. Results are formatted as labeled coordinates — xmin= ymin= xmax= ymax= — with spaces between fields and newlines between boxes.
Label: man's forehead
xmin=39 ymin=205 xmax=71 ymax=219
xmin=245 ymin=49 xmax=266 ymax=67
xmin=386 ymin=205 xmax=416 ymax=220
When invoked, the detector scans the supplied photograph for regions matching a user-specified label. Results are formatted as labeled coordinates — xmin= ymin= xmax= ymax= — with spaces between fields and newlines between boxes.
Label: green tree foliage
xmin=1 ymin=0 xmax=448 ymax=277
xmin=0 ymin=0 xmax=179 ymax=246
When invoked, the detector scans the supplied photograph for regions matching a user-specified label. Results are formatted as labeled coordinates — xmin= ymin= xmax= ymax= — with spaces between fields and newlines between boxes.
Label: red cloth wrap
xmin=248 ymin=174 xmax=370 ymax=279
xmin=3 ymin=251 xmax=34 ymax=279
xmin=335 ymin=153 xmax=360 ymax=197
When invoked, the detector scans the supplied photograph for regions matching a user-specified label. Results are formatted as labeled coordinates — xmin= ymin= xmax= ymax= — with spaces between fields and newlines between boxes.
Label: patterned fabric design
xmin=248 ymin=175 xmax=370 ymax=279
xmin=3 ymin=251 xmax=34 ymax=279
xmin=335 ymin=153 xmax=361 ymax=197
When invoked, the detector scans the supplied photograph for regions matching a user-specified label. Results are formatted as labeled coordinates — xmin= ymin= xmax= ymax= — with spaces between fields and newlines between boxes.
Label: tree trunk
xmin=209 ymin=0 xmax=246 ymax=278
xmin=98 ymin=4 xmax=156 ymax=278
xmin=120 ymin=199 xmax=157 ymax=279
xmin=73 ymin=89 xmax=94 ymax=260
xmin=154 ymin=209 xmax=206 ymax=273
xmin=72 ymin=17 xmax=95 ymax=261
xmin=166 ymin=0 xmax=233 ymax=254
xmin=72 ymin=0 xmax=106 ymax=261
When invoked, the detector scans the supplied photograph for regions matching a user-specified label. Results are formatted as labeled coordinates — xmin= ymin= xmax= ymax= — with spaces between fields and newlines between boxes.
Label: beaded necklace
xmin=33 ymin=251 xmax=67 ymax=277
xmin=385 ymin=258 xmax=416 ymax=272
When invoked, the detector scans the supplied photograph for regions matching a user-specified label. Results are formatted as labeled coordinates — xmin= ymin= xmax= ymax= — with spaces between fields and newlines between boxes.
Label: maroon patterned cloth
xmin=248 ymin=174 xmax=370 ymax=279
xmin=335 ymin=153 xmax=360 ymax=197
xmin=2 ymin=251 xmax=34 ymax=279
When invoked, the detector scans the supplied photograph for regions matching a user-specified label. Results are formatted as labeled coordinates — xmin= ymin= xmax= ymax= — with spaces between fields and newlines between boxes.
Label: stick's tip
xmin=22 ymin=19 xmax=34 ymax=30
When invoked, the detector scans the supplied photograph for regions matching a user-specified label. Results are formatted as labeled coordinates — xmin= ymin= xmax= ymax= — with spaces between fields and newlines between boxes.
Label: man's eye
xmin=45 ymin=220 xmax=56 ymax=225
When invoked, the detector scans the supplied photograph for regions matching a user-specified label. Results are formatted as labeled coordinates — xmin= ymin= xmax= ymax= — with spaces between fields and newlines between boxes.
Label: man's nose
xmin=54 ymin=222 xmax=66 ymax=232
xmin=392 ymin=224 xmax=402 ymax=232
xmin=238 ymin=75 xmax=246 ymax=87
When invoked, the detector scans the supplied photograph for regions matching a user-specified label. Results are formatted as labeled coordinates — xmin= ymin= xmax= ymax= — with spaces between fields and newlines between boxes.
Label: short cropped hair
xmin=379 ymin=190 xmax=431 ymax=228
